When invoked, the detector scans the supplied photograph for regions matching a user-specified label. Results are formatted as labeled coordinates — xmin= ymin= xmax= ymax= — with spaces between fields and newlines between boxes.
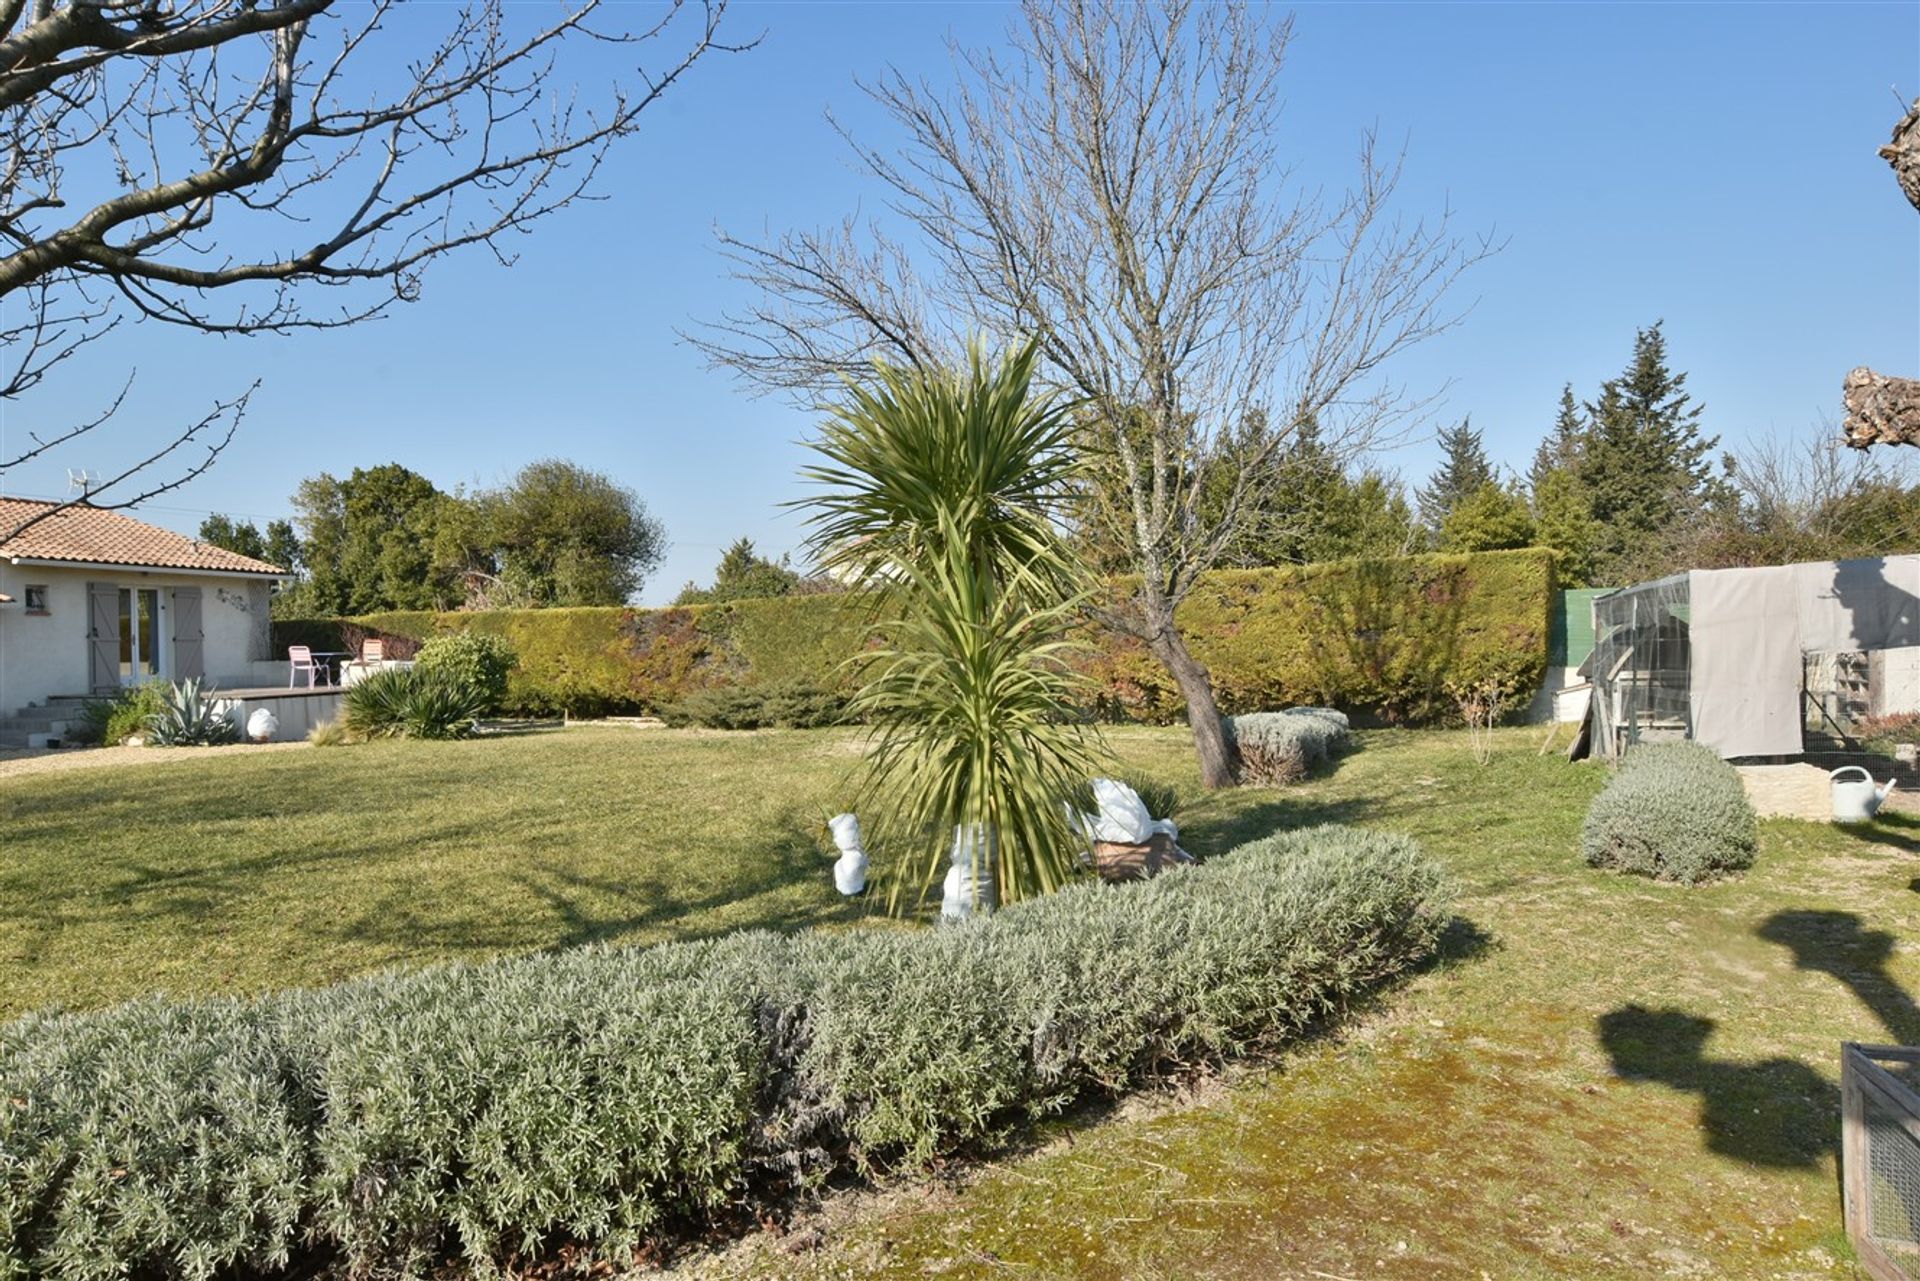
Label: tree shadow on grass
xmin=332 ymin=813 xmax=861 ymax=958
xmin=1597 ymin=909 xmax=1920 ymax=1170
xmin=1597 ymin=1005 xmax=1839 ymax=1168
xmin=1757 ymin=910 xmax=1920 ymax=1044
xmin=1177 ymin=795 xmax=1378 ymax=860
xmin=1838 ymin=810 xmax=1920 ymax=856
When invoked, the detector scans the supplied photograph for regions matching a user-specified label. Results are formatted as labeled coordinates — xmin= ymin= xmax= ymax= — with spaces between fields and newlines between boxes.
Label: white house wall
xmin=0 ymin=563 xmax=274 ymax=712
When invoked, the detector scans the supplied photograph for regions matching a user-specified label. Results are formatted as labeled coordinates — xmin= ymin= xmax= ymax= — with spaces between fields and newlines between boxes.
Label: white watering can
xmin=1830 ymin=766 xmax=1897 ymax=823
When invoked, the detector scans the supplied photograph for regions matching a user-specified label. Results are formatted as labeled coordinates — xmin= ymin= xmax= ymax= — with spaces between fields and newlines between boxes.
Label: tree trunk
xmin=1145 ymin=618 xmax=1239 ymax=789
xmin=1842 ymin=367 xmax=1920 ymax=448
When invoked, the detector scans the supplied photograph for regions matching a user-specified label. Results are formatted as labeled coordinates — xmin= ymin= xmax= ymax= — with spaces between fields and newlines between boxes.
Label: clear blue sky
xmin=6 ymin=1 xmax=1918 ymax=603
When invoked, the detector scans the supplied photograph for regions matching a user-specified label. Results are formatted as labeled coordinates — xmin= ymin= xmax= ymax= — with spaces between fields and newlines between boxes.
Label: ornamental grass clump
xmin=0 ymin=825 xmax=1449 ymax=1281
xmin=1581 ymin=741 xmax=1758 ymax=883
xmin=342 ymin=668 xmax=486 ymax=741
xmin=1227 ymin=707 xmax=1353 ymax=784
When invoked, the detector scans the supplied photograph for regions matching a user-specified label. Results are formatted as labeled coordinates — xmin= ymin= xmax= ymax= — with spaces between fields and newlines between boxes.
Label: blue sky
xmin=6 ymin=1 xmax=1918 ymax=603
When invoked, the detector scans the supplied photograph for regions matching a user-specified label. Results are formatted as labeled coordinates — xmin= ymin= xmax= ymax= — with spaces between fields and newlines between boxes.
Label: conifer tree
xmin=1531 ymin=468 xmax=1601 ymax=585
xmin=1437 ymin=480 xmax=1534 ymax=552
xmin=1580 ymin=322 xmax=1720 ymax=579
xmin=1529 ymin=385 xmax=1586 ymax=495
xmin=1418 ymin=418 xmax=1495 ymax=530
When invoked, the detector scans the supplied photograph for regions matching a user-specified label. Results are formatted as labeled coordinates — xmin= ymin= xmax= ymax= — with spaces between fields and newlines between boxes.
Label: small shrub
xmin=0 ymin=826 xmax=1449 ymax=1280
xmin=147 ymin=679 xmax=239 ymax=747
xmin=1581 ymin=741 xmax=1758 ymax=883
xmin=74 ymin=684 xmax=168 ymax=746
xmin=662 ymin=680 xmax=846 ymax=730
xmin=342 ymin=669 xmax=486 ymax=741
xmin=1227 ymin=707 xmax=1354 ymax=785
xmin=1120 ymin=774 xmax=1180 ymax=821
xmin=1856 ymin=711 xmax=1920 ymax=758
xmin=414 ymin=633 xmax=517 ymax=715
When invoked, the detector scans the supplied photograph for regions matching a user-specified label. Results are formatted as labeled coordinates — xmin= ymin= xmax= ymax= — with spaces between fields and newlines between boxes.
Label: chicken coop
xmin=1583 ymin=554 xmax=1920 ymax=760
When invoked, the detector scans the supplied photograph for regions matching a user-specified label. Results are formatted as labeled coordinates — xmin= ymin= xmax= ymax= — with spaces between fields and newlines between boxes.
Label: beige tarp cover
xmin=1688 ymin=554 xmax=1920 ymax=758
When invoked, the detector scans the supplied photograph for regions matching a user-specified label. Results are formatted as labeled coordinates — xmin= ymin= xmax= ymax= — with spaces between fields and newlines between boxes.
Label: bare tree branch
xmin=0 ymin=381 xmax=250 ymax=542
xmin=689 ymin=0 xmax=1490 ymax=786
xmin=1 ymin=0 xmax=744 ymax=527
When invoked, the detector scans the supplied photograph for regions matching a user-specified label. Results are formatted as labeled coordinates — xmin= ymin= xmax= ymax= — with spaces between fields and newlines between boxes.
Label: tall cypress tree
xmin=1418 ymin=417 xmax=1494 ymax=531
xmin=1580 ymin=322 xmax=1719 ymax=579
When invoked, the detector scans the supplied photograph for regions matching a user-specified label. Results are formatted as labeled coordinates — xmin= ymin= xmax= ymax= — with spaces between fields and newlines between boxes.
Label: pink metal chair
xmin=288 ymin=645 xmax=324 ymax=688
xmin=361 ymin=637 xmax=386 ymax=663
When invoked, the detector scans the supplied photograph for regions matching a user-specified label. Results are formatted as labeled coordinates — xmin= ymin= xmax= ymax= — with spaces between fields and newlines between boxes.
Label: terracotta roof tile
xmin=0 ymin=499 xmax=283 ymax=575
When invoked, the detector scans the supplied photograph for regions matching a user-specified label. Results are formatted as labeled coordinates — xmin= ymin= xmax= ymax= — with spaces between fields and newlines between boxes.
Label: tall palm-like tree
xmin=803 ymin=339 xmax=1106 ymax=909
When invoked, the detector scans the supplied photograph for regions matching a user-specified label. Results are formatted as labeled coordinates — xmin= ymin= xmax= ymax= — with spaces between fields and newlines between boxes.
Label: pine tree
xmin=1418 ymin=418 xmax=1494 ymax=531
xmin=1579 ymin=322 xmax=1719 ymax=580
xmin=1207 ymin=416 xmax=1351 ymax=566
xmin=675 ymin=537 xmax=801 ymax=604
xmin=1528 ymin=385 xmax=1586 ymax=496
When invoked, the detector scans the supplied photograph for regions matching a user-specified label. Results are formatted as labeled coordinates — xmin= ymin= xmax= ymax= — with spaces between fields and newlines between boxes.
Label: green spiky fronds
xmin=799 ymin=340 xmax=1109 ymax=908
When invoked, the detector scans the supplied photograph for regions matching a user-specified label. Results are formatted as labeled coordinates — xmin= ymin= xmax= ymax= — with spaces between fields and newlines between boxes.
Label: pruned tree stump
xmin=1842 ymin=367 xmax=1920 ymax=448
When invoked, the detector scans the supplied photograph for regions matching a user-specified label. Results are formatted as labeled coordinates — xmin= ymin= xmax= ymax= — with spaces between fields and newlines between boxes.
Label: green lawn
xmin=5 ymin=724 xmax=1915 ymax=1278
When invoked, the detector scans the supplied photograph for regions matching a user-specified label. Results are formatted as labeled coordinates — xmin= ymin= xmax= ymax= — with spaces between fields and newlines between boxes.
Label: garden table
xmin=307 ymin=651 xmax=349 ymax=685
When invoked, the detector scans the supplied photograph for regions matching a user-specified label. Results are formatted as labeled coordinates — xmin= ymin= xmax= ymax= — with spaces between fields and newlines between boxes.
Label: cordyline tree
xmin=1843 ymin=97 xmax=1920 ymax=448
xmin=692 ymin=0 xmax=1489 ymax=788
xmin=0 ymin=0 xmax=742 ymax=541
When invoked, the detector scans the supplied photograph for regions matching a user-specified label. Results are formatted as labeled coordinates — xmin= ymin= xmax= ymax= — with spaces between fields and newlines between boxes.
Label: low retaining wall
xmin=212 ymin=687 xmax=343 ymax=743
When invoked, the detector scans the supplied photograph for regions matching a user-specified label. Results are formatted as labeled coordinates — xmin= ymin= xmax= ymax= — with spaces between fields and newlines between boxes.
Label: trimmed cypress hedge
xmin=0 ymin=827 xmax=1450 ymax=1281
xmin=274 ymin=548 xmax=1555 ymax=722
xmin=1085 ymin=550 xmax=1556 ymax=722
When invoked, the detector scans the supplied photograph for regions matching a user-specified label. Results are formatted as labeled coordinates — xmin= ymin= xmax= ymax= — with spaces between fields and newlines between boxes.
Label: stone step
xmin=0 ymin=718 xmax=68 ymax=733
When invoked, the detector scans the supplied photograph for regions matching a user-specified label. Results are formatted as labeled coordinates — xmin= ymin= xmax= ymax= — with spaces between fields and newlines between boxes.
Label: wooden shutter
xmin=170 ymin=587 xmax=205 ymax=680
xmin=87 ymin=583 xmax=119 ymax=694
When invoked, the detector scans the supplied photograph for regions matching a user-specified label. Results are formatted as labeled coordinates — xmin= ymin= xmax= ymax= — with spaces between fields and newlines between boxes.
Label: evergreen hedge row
xmin=1 ymin=827 xmax=1451 ymax=1281
xmin=274 ymin=549 xmax=1555 ymax=722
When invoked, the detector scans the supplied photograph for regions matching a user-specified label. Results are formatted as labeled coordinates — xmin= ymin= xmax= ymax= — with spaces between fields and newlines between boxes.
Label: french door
xmin=118 ymin=587 xmax=163 ymax=685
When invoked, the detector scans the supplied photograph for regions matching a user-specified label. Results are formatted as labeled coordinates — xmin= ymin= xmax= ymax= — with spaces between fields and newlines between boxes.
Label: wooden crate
xmin=1843 ymin=1043 xmax=1920 ymax=1280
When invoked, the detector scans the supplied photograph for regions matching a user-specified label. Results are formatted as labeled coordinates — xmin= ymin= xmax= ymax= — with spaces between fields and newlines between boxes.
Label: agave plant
xmin=147 ymin=678 xmax=238 ymax=747
xmin=802 ymin=339 xmax=1107 ymax=910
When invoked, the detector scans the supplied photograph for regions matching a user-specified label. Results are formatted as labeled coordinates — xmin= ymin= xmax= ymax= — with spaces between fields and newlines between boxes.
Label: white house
xmin=0 ymin=499 xmax=286 ymax=737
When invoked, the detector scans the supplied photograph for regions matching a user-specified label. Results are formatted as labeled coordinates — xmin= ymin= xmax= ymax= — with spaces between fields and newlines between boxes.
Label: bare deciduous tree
xmin=1 ymin=0 xmax=743 ymax=539
xmin=691 ymin=0 xmax=1490 ymax=786
xmin=1843 ymin=96 xmax=1920 ymax=448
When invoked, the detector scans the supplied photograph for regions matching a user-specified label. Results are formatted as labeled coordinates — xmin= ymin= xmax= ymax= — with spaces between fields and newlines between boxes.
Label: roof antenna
xmin=66 ymin=468 xmax=95 ymax=499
